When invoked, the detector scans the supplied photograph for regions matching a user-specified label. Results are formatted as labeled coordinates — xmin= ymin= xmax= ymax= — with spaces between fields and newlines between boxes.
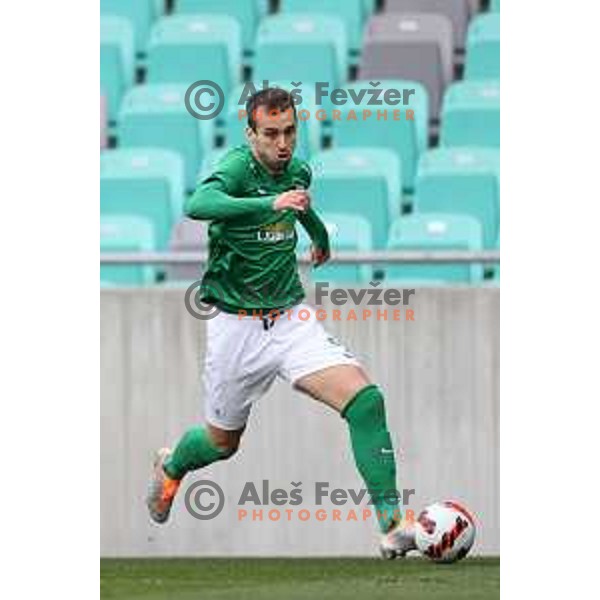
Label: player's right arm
xmin=184 ymin=151 xmax=307 ymax=220
xmin=185 ymin=179 xmax=272 ymax=220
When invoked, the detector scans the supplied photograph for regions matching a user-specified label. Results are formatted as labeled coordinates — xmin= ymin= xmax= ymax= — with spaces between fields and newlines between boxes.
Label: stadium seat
xmin=147 ymin=15 xmax=242 ymax=99
xmin=386 ymin=213 xmax=484 ymax=282
xmin=363 ymin=0 xmax=377 ymax=14
xmin=491 ymin=0 xmax=500 ymax=12
xmin=100 ymin=215 xmax=157 ymax=285
xmin=165 ymin=218 xmax=208 ymax=282
xmin=100 ymin=16 xmax=135 ymax=124
xmin=310 ymin=149 xmax=402 ymax=250
xmin=381 ymin=278 xmax=447 ymax=287
xmin=100 ymin=0 xmax=156 ymax=56
xmin=298 ymin=213 xmax=374 ymax=284
xmin=175 ymin=0 xmax=261 ymax=54
xmin=254 ymin=15 xmax=348 ymax=92
xmin=100 ymin=149 xmax=185 ymax=251
xmin=281 ymin=0 xmax=365 ymax=55
xmin=225 ymin=82 xmax=321 ymax=161
xmin=329 ymin=80 xmax=428 ymax=192
xmin=118 ymin=84 xmax=215 ymax=191
xmin=415 ymin=148 xmax=500 ymax=249
xmin=383 ymin=0 xmax=471 ymax=49
xmin=491 ymin=264 xmax=500 ymax=284
xmin=360 ymin=14 xmax=453 ymax=119
xmin=465 ymin=13 xmax=500 ymax=80
xmin=440 ymin=80 xmax=500 ymax=147
xmin=101 ymin=94 xmax=108 ymax=149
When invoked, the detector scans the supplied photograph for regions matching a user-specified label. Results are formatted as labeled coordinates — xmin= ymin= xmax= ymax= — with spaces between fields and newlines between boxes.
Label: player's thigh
xmin=294 ymin=363 xmax=371 ymax=413
xmin=278 ymin=304 xmax=370 ymax=413
xmin=203 ymin=313 xmax=277 ymax=432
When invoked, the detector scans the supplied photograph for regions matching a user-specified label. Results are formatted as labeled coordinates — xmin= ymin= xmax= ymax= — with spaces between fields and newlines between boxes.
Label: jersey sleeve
xmin=297 ymin=208 xmax=330 ymax=254
xmin=295 ymin=162 xmax=330 ymax=253
xmin=200 ymin=148 xmax=250 ymax=196
xmin=293 ymin=160 xmax=312 ymax=190
xmin=184 ymin=149 xmax=275 ymax=220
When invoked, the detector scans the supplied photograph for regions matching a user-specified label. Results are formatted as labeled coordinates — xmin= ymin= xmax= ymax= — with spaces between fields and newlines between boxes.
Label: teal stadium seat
xmin=101 ymin=94 xmax=108 ymax=149
xmin=492 ymin=263 xmax=500 ymax=284
xmin=281 ymin=0 xmax=365 ymax=55
xmin=100 ymin=17 xmax=135 ymax=123
xmin=100 ymin=149 xmax=185 ymax=251
xmin=100 ymin=216 xmax=157 ymax=285
xmin=100 ymin=0 xmax=157 ymax=56
xmin=175 ymin=0 xmax=261 ymax=54
xmin=297 ymin=213 xmax=373 ymax=284
xmin=147 ymin=15 xmax=241 ymax=99
xmin=491 ymin=0 xmax=500 ymax=12
xmin=330 ymin=80 xmax=428 ymax=192
xmin=386 ymin=214 xmax=484 ymax=282
xmin=254 ymin=15 xmax=348 ymax=91
xmin=363 ymin=0 xmax=376 ymax=14
xmin=382 ymin=278 xmax=447 ymax=287
xmin=118 ymin=84 xmax=215 ymax=191
xmin=441 ymin=80 xmax=500 ymax=147
xmin=465 ymin=13 xmax=500 ymax=80
xmin=310 ymin=149 xmax=402 ymax=250
xmin=415 ymin=148 xmax=500 ymax=249
xmin=225 ymin=83 xmax=321 ymax=161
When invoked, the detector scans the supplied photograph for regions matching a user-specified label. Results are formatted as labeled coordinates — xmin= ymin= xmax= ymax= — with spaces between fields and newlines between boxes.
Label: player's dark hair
xmin=246 ymin=87 xmax=297 ymax=131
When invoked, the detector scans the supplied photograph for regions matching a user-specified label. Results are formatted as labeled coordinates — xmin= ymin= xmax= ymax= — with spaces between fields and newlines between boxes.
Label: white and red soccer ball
xmin=415 ymin=501 xmax=476 ymax=563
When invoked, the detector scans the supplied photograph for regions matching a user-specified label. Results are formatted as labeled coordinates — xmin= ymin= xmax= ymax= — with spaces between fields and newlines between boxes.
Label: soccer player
xmin=146 ymin=88 xmax=416 ymax=558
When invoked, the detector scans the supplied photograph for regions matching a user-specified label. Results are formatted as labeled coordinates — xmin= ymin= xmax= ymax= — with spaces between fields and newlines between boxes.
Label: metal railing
xmin=100 ymin=250 xmax=500 ymax=265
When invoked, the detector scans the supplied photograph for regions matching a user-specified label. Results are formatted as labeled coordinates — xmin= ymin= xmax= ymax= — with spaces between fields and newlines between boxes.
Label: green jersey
xmin=184 ymin=145 xmax=329 ymax=313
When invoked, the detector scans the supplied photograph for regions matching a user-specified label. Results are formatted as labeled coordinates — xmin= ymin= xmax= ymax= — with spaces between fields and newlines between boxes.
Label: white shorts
xmin=202 ymin=303 xmax=360 ymax=430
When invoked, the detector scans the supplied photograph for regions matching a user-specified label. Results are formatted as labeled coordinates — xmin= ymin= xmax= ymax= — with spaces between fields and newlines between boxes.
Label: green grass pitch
xmin=100 ymin=557 xmax=499 ymax=600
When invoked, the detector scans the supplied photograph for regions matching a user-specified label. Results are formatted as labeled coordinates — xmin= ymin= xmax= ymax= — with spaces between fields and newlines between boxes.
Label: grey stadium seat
xmin=166 ymin=218 xmax=208 ymax=282
xmin=383 ymin=0 xmax=471 ymax=49
xmin=360 ymin=13 xmax=453 ymax=119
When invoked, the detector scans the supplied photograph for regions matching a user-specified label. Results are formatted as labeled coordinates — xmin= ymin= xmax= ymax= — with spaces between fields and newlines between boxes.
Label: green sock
xmin=163 ymin=426 xmax=232 ymax=480
xmin=342 ymin=384 xmax=400 ymax=533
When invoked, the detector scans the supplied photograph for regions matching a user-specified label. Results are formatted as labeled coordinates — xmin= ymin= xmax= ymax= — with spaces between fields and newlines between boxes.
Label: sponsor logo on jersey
xmin=257 ymin=222 xmax=295 ymax=242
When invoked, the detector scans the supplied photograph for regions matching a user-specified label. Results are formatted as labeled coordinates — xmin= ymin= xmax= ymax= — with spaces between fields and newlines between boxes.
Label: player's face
xmin=247 ymin=108 xmax=297 ymax=174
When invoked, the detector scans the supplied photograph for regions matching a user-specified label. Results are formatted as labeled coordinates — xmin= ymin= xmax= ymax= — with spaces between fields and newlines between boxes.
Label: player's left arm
xmin=297 ymin=208 xmax=330 ymax=267
xmin=295 ymin=162 xmax=330 ymax=267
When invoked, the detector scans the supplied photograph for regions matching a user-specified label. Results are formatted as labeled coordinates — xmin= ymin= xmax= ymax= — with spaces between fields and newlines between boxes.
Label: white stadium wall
xmin=101 ymin=287 xmax=499 ymax=557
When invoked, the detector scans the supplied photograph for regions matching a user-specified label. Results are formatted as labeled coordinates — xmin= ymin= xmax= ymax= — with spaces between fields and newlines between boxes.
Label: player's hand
xmin=273 ymin=190 xmax=310 ymax=212
xmin=311 ymin=246 xmax=330 ymax=267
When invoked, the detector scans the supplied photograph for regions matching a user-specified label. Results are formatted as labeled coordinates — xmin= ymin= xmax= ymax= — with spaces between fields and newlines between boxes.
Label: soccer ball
xmin=415 ymin=501 xmax=476 ymax=563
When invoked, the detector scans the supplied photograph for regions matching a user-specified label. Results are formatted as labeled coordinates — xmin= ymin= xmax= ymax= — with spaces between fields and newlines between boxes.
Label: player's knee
xmin=215 ymin=441 xmax=239 ymax=460
xmin=342 ymin=384 xmax=386 ymax=426
xmin=207 ymin=424 xmax=244 ymax=459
